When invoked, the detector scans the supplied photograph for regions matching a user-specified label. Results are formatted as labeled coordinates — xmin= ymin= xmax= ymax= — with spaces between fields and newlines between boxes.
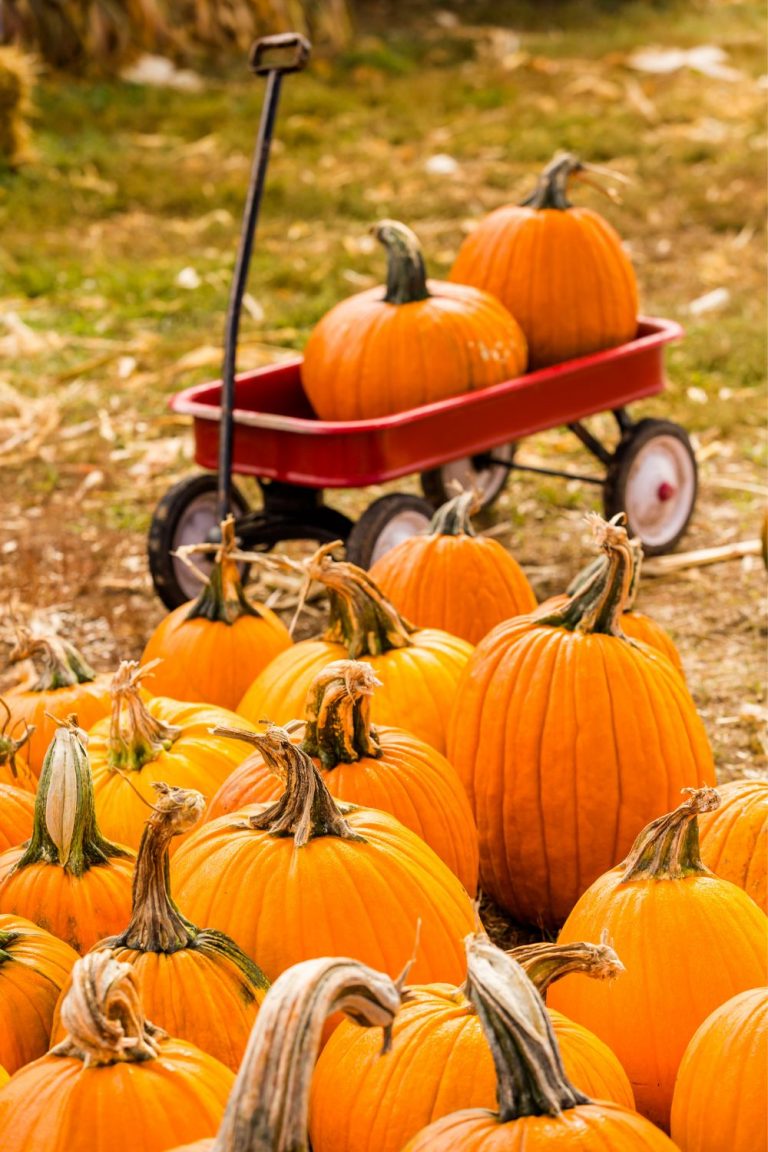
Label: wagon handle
xmin=217 ymin=34 xmax=312 ymax=524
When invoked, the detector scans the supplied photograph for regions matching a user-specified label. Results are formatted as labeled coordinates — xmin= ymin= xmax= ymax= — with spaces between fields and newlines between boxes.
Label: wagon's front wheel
xmin=604 ymin=419 xmax=697 ymax=555
xmin=345 ymin=493 xmax=434 ymax=569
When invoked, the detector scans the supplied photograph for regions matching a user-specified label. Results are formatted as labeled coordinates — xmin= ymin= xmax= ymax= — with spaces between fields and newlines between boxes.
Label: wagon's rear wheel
xmin=345 ymin=493 xmax=434 ymax=569
xmin=420 ymin=443 xmax=515 ymax=510
xmin=604 ymin=419 xmax=697 ymax=555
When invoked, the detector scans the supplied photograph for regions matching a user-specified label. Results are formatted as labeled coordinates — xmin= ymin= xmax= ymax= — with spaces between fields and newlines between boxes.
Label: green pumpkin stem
xmin=566 ymin=536 xmax=644 ymax=612
xmin=9 ymin=627 xmax=96 ymax=691
xmin=210 ymin=957 xmax=403 ymax=1152
xmin=308 ymin=543 xmax=415 ymax=658
xmin=535 ymin=513 xmax=633 ymax=636
xmin=0 ymin=928 xmax=19 ymax=963
xmin=0 ymin=697 xmax=33 ymax=781
xmin=465 ymin=933 xmax=589 ymax=1122
xmin=620 ymin=787 xmax=720 ymax=882
xmin=521 ymin=153 xmax=583 ymax=211
xmin=186 ymin=516 xmax=262 ymax=624
xmin=509 ymin=939 xmax=624 ymax=997
xmin=212 ymin=723 xmax=365 ymax=846
xmin=299 ymin=660 xmax=382 ymax=768
xmin=108 ymin=661 xmax=182 ymax=773
xmin=371 ymin=219 xmax=430 ymax=305
xmin=428 ymin=491 xmax=480 ymax=538
xmin=16 ymin=716 xmax=130 ymax=877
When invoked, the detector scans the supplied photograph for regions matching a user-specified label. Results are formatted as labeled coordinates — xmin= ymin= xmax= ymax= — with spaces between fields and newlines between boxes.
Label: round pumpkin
xmin=450 ymin=152 xmax=638 ymax=369
xmin=0 ymin=718 xmax=135 ymax=953
xmin=548 ymin=788 xmax=768 ymax=1130
xmin=141 ymin=516 xmax=292 ymax=712
xmin=0 ymin=783 xmax=34 ymax=852
xmin=302 ymin=219 xmax=528 ymax=421
xmin=171 ymin=726 xmax=475 ymax=988
xmin=0 ymin=913 xmax=79 ymax=1074
xmin=368 ymin=491 xmax=537 ymax=644
xmin=237 ymin=545 xmax=473 ymax=755
xmin=670 ymin=986 xmax=768 ymax=1152
xmin=447 ymin=513 xmax=715 ymax=927
xmin=698 ymin=777 xmax=767 ymax=912
xmin=0 ymin=950 xmax=234 ymax=1152
xmin=89 ymin=660 xmax=261 ymax=853
xmin=209 ymin=659 xmax=479 ymax=894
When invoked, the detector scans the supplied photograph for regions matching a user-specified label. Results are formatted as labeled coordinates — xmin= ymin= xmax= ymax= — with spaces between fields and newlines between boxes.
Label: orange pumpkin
xmin=402 ymin=934 xmax=676 ymax=1152
xmin=172 ymin=726 xmax=475 ymax=988
xmin=0 ymin=783 xmax=34 ymax=852
xmin=0 ymin=951 xmax=234 ymax=1152
xmin=237 ymin=546 xmax=473 ymax=755
xmin=310 ymin=938 xmax=633 ymax=1152
xmin=0 ymin=718 xmax=135 ymax=953
xmin=141 ymin=516 xmax=292 ymax=712
xmin=447 ymin=512 xmax=715 ymax=927
xmin=302 ymin=219 xmax=528 ymax=421
xmin=670 ymin=987 xmax=768 ymax=1152
xmin=548 ymin=788 xmax=768 ymax=1130
xmin=209 ymin=660 xmax=479 ymax=894
xmin=368 ymin=491 xmax=537 ymax=644
xmin=450 ymin=152 xmax=638 ymax=369
xmin=698 ymin=777 xmax=767 ymax=912
xmin=0 ymin=913 xmax=79 ymax=1074
xmin=89 ymin=660 xmax=261 ymax=852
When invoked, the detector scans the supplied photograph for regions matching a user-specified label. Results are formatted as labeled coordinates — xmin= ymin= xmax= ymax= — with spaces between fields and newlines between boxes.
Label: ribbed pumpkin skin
xmin=450 ymin=206 xmax=638 ymax=369
xmin=0 ymin=755 xmax=36 ymax=793
xmin=171 ymin=804 xmax=474 ymax=986
xmin=141 ymin=606 xmax=292 ymax=713
xmin=369 ymin=535 xmax=537 ymax=645
xmin=0 ymin=914 xmax=79 ymax=1074
xmin=237 ymin=630 xmax=473 ymax=755
xmin=89 ymin=700 xmax=260 ymax=852
xmin=302 ymin=279 xmax=528 ymax=421
xmin=5 ymin=679 xmax=113 ymax=777
xmin=539 ymin=594 xmax=685 ymax=677
xmin=402 ymin=1102 xmax=678 ymax=1151
xmin=698 ymin=779 xmax=767 ymax=912
xmin=447 ymin=623 xmax=715 ymax=925
xmin=207 ymin=724 xmax=479 ymax=895
xmin=310 ymin=985 xmax=634 ymax=1152
xmin=0 ymin=1039 xmax=234 ymax=1152
xmin=0 ymin=846 xmax=135 ymax=954
xmin=0 ymin=784 xmax=34 ymax=851
xmin=548 ymin=873 xmax=768 ymax=1130
xmin=670 ymin=987 xmax=768 ymax=1152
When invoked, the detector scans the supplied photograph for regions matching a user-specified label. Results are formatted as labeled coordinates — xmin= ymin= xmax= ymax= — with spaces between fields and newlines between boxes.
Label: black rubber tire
xmin=148 ymin=473 xmax=250 ymax=611
xmin=345 ymin=493 xmax=435 ymax=569
xmin=603 ymin=419 xmax=698 ymax=555
xmin=420 ymin=443 xmax=515 ymax=510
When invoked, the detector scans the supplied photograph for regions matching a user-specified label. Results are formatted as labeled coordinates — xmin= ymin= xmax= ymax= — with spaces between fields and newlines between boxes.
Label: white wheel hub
xmin=370 ymin=510 xmax=431 ymax=566
xmin=623 ymin=435 xmax=696 ymax=548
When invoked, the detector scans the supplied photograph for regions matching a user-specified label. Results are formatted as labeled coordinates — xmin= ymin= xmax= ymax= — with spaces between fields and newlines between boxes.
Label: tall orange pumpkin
xmin=698 ymin=776 xmax=767 ymax=912
xmin=172 ymin=726 xmax=475 ymax=987
xmin=310 ymin=937 xmax=633 ymax=1152
xmin=368 ymin=491 xmax=537 ymax=644
xmin=548 ymin=788 xmax=768 ymax=1130
xmin=447 ymin=512 xmax=715 ymax=927
xmin=301 ymin=219 xmax=528 ymax=421
xmin=237 ymin=546 xmax=473 ymax=755
xmin=402 ymin=935 xmax=677 ymax=1152
xmin=141 ymin=517 xmax=292 ymax=712
xmin=0 ymin=950 xmax=234 ymax=1152
xmin=450 ymin=152 xmax=638 ymax=369
xmin=0 ymin=718 xmax=135 ymax=953
xmin=209 ymin=659 xmax=479 ymax=894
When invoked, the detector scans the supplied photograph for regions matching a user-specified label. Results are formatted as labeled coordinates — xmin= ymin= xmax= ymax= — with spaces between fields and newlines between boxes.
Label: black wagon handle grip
xmin=249 ymin=33 xmax=311 ymax=76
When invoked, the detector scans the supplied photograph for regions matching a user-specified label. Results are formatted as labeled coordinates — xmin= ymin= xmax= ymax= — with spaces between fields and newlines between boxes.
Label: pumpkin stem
xmin=427 ymin=491 xmax=481 ymax=538
xmin=213 ymin=723 xmax=365 ymax=846
xmin=107 ymin=661 xmax=182 ymax=773
xmin=299 ymin=660 xmax=383 ymax=768
xmin=15 ymin=715 xmax=130 ymax=877
xmin=210 ymin=956 xmax=403 ymax=1152
xmin=465 ymin=932 xmax=589 ymax=1122
xmin=534 ymin=513 xmax=633 ymax=636
xmin=371 ymin=219 xmax=430 ymax=305
xmin=51 ymin=950 xmax=164 ymax=1066
xmin=9 ymin=627 xmax=96 ymax=691
xmin=0 ymin=697 xmax=33 ymax=782
xmin=185 ymin=516 xmax=263 ymax=624
xmin=566 ymin=536 xmax=644 ymax=612
xmin=521 ymin=152 xmax=583 ymax=211
xmin=0 ymin=928 xmax=20 ymax=963
xmin=307 ymin=543 xmax=416 ymax=658
xmin=508 ymin=939 xmax=624 ymax=997
xmin=620 ymin=787 xmax=720 ymax=882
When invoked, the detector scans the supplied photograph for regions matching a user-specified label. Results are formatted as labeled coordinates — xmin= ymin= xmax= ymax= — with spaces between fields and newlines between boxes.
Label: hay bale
xmin=0 ymin=47 xmax=35 ymax=167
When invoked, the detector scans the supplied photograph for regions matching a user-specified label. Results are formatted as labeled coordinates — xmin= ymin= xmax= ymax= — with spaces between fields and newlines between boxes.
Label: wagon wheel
xmin=345 ymin=493 xmax=434 ymax=569
xmin=604 ymin=419 xmax=697 ymax=555
xmin=420 ymin=443 xmax=515 ymax=510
